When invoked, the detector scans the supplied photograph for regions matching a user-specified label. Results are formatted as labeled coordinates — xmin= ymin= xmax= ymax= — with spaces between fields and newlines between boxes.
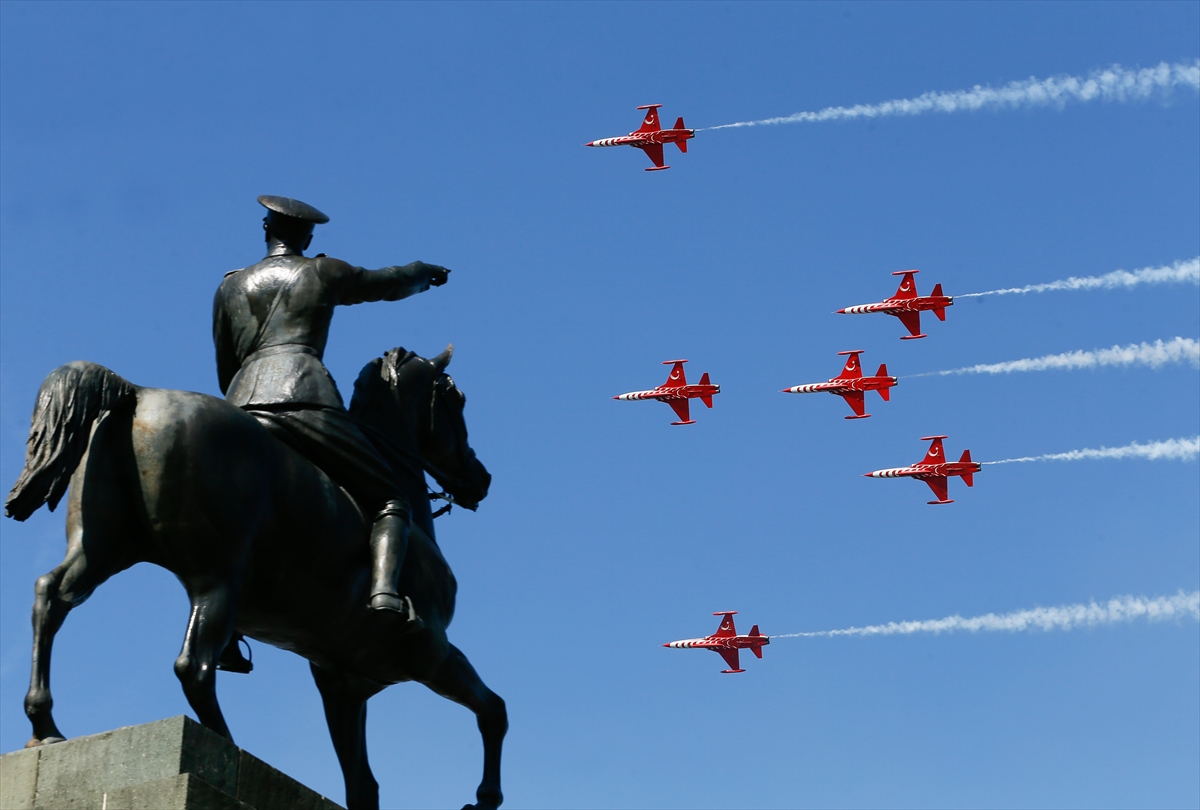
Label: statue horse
xmin=4 ymin=346 xmax=504 ymax=810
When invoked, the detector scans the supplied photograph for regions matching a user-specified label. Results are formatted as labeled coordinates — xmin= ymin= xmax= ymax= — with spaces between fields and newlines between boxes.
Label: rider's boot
xmin=367 ymin=499 xmax=424 ymax=632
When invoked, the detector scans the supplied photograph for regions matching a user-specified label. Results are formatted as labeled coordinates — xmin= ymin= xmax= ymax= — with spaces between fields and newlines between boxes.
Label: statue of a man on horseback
xmin=215 ymin=195 xmax=449 ymax=627
xmin=4 ymin=195 xmax=506 ymax=810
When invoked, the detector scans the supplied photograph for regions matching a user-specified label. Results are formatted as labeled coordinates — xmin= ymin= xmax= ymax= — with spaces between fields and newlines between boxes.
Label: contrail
xmin=957 ymin=257 xmax=1199 ymax=298
xmin=984 ymin=436 xmax=1199 ymax=465
xmin=906 ymin=337 xmax=1200 ymax=378
xmin=701 ymin=60 xmax=1200 ymax=130
xmin=772 ymin=591 xmax=1199 ymax=639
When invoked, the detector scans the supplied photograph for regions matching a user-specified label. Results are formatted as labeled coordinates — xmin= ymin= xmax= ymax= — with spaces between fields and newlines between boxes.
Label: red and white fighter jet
xmin=585 ymin=104 xmax=695 ymax=171
xmin=663 ymin=612 xmax=769 ymax=674
xmin=614 ymin=360 xmax=720 ymax=425
xmin=782 ymin=350 xmax=897 ymax=419
xmin=838 ymin=270 xmax=953 ymax=339
xmin=865 ymin=435 xmax=981 ymax=505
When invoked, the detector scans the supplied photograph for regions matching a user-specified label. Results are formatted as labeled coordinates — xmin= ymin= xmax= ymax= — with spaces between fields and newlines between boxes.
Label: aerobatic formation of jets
xmin=585 ymin=104 xmax=695 ymax=171
xmin=663 ymin=612 xmax=769 ymax=674
xmin=585 ymin=104 xmax=1106 ymax=671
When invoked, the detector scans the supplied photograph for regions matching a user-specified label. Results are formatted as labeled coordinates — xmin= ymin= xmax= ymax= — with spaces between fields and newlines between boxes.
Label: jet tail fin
xmin=960 ymin=449 xmax=974 ymax=486
xmin=876 ymin=364 xmax=892 ymax=400
xmin=931 ymin=284 xmax=947 ymax=320
xmin=674 ymin=118 xmax=688 ymax=152
xmin=749 ymin=625 xmax=765 ymax=658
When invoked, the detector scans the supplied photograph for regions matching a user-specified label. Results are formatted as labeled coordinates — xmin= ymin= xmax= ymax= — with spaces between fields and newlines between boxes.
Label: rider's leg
xmin=243 ymin=408 xmax=421 ymax=622
xmin=367 ymin=499 xmax=420 ymax=625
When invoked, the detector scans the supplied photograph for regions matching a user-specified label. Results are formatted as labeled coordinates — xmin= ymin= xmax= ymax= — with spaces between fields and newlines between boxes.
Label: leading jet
xmin=782 ymin=350 xmax=897 ymax=419
xmin=865 ymin=435 xmax=981 ymax=504
xmin=585 ymin=104 xmax=695 ymax=171
xmin=838 ymin=270 xmax=953 ymax=339
xmin=614 ymin=360 xmax=719 ymax=425
xmin=663 ymin=612 xmax=769 ymax=674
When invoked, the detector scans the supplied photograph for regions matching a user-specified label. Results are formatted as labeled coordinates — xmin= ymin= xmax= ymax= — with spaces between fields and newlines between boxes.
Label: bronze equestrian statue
xmin=5 ymin=197 xmax=506 ymax=810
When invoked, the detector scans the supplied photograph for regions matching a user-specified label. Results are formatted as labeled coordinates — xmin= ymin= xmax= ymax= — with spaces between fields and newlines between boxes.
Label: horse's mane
xmin=349 ymin=347 xmax=417 ymax=417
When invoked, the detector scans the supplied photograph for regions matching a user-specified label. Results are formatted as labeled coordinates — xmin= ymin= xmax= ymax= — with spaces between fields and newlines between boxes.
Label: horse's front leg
xmin=26 ymin=544 xmax=124 ymax=747
xmin=425 ymin=645 xmax=507 ymax=810
xmin=174 ymin=582 xmax=239 ymax=740
xmin=310 ymin=663 xmax=383 ymax=810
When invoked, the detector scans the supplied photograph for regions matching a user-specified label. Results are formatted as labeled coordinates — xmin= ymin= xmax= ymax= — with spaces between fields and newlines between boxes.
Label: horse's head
xmin=349 ymin=345 xmax=491 ymax=511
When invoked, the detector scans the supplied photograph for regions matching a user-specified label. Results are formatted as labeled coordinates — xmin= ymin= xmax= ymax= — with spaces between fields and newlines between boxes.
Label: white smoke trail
xmin=985 ymin=436 xmax=1199 ymax=465
xmin=907 ymin=337 xmax=1200 ymax=378
xmin=703 ymin=60 xmax=1200 ymax=130
xmin=957 ymin=258 xmax=1199 ymax=298
xmin=772 ymin=591 xmax=1199 ymax=639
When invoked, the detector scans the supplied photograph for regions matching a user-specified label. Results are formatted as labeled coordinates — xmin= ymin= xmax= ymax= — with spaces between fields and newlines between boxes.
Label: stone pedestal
xmin=0 ymin=716 xmax=343 ymax=810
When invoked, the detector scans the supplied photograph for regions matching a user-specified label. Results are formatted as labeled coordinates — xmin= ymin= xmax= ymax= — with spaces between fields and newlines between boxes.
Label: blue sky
xmin=1 ymin=3 xmax=1197 ymax=808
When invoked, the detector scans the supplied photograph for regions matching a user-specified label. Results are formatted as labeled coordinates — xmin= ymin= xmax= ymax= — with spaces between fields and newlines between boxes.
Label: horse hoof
xmin=25 ymin=736 xmax=65 ymax=748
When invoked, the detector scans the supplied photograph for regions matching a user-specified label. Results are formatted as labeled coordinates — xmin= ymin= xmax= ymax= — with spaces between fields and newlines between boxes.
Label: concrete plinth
xmin=0 ymin=716 xmax=343 ymax=810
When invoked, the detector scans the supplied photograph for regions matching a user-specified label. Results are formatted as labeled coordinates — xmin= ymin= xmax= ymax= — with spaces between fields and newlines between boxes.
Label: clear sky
xmin=1 ymin=3 xmax=1197 ymax=808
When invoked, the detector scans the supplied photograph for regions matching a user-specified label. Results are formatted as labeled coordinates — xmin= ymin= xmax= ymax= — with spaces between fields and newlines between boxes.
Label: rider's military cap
xmin=257 ymin=195 xmax=330 ymax=225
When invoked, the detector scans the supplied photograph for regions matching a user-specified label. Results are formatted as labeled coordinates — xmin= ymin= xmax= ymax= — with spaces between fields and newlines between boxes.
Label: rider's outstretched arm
xmin=329 ymin=258 xmax=450 ymax=306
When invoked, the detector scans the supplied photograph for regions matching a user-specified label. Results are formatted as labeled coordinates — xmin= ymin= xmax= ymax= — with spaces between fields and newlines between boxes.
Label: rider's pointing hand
xmin=410 ymin=262 xmax=450 ymax=287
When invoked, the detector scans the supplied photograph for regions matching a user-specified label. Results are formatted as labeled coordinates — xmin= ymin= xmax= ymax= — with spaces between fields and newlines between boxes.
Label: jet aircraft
xmin=782 ymin=350 xmax=897 ymax=419
xmin=865 ymin=435 xmax=981 ymax=504
xmin=663 ymin=611 xmax=769 ymax=674
xmin=614 ymin=360 xmax=719 ymax=425
xmin=838 ymin=270 xmax=953 ymax=339
xmin=585 ymin=104 xmax=695 ymax=171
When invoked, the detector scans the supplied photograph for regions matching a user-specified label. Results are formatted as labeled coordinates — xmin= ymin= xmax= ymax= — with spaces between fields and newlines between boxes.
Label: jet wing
xmin=639 ymin=142 xmax=666 ymax=169
xmin=895 ymin=310 xmax=923 ymax=338
xmin=666 ymin=398 xmax=691 ymax=424
xmin=841 ymin=391 xmax=867 ymax=417
xmin=715 ymin=647 xmax=742 ymax=672
xmin=923 ymin=476 xmax=950 ymax=503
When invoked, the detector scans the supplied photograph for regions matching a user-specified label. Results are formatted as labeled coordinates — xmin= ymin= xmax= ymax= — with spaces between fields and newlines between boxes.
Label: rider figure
xmin=213 ymin=195 xmax=448 ymax=634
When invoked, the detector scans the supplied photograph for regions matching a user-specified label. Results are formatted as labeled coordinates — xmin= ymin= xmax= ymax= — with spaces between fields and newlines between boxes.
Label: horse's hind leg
xmin=173 ymin=582 xmax=239 ymax=740
xmin=310 ymin=663 xmax=383 ymax=810
xmin=25 ymin=543 xmax=128 ymax=747
xmin=425 ymin=645 xmax=508 ymax=810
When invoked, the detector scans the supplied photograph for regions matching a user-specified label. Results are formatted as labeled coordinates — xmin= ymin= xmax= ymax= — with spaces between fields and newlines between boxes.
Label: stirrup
xmin=217 ymin=634 xmax=253 ymax=674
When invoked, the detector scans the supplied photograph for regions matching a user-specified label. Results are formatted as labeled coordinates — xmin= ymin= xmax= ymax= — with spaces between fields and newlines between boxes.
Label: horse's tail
xmin=5 ymin=361 xmax=137 ymax=522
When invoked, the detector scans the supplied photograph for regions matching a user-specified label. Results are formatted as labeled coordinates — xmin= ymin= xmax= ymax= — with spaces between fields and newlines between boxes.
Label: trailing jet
xmin=614 ymin=360 xmax=719 ymax=425
xmin=663 ymin=611 xmax=769 ymax=674
xmin=838 ymin=270 xmax=953 ymax=339
xmin=865 ymin=435 xmax=981 ymax=505
xmin=585 ymin=104 xmax=695 ymax=171
xmin=782 ymin=350 xmax=897 ymax=419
